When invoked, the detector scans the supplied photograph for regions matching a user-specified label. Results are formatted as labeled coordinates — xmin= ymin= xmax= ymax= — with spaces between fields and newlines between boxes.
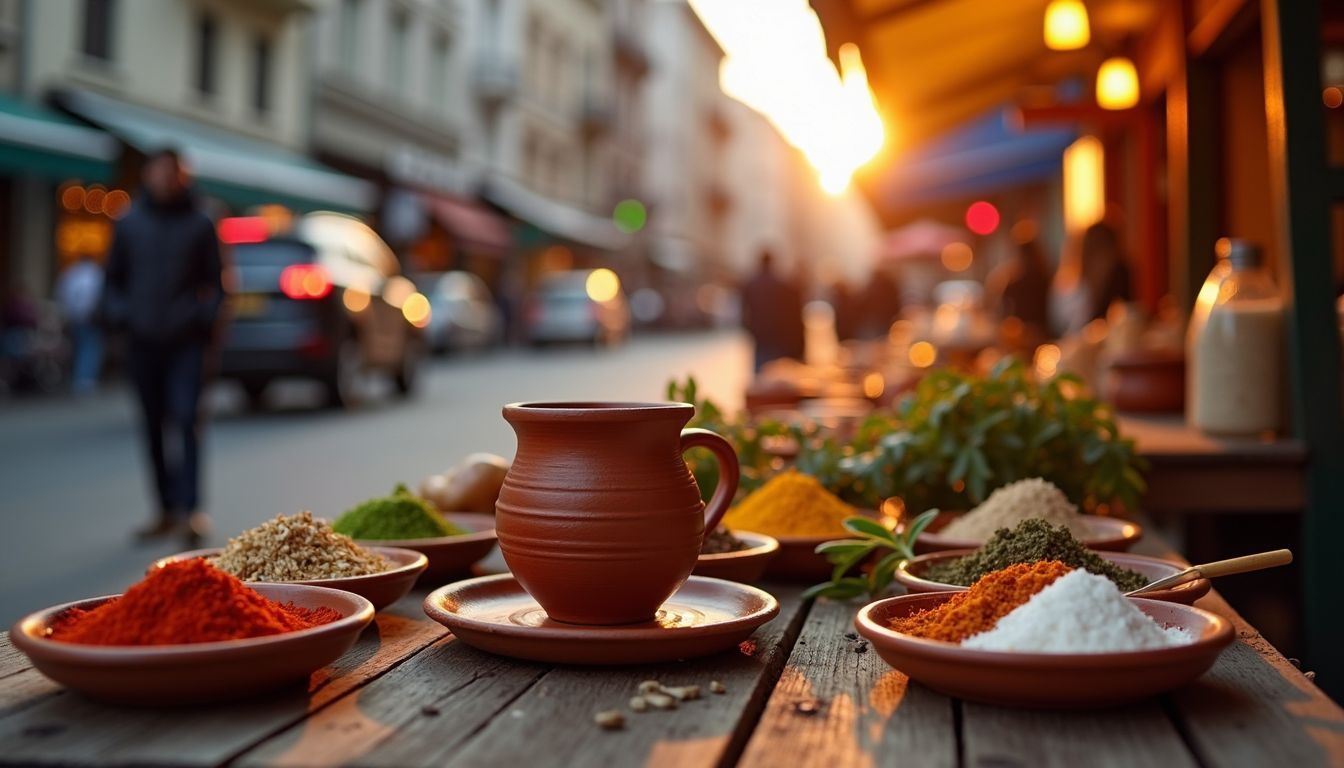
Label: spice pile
xmin=891 ymin=561 xmax=1072 ymax=643
xmin=890 ymin=564 xmax=1193 ymax=653
xmin=923 ymin=519 xmax=1147 ymax=592
xmin=701 ymin=528 xmax=750 ymax=555
xmin=940 ymin=478 xmax=1093 ymax=541
xmin=334 ymin=485 xmax=465 ymax=540
xmin=722 ymin=471 xmax=854 ymax=538
xmin=962 ymin=569 xmax=1191 ymax=652
xmin=214 ymin=511 xmax=392 ymax=581
xmin=50 ymin=559 xmax=340 ymax=645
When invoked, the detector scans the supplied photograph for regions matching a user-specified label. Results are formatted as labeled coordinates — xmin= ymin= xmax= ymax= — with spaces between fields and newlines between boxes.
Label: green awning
xmin=0 ymin=92 xmax=117 ymax=182
xmin=55 ymin=89 xmax=375 ymax=214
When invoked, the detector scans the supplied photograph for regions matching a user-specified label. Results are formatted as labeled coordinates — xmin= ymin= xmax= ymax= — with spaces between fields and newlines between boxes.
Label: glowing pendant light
xmin=1044 ymin=0 xmax=1090 ymax=51
xmin=1096 ymin=56 xmax=1139 ymax=110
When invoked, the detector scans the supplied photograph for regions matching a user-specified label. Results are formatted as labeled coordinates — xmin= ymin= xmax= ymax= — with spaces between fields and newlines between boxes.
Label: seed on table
xmin=630 ymin=696 xmax=649 ymax=712
xmin=709 ymin=680 xmax=726 ymax=694
xmin=638 ymin=680 xmax=662 ymax=694
xmin=594 ymin=710 xmax=625 ymax=730
xmin=666 ymin=685 xmax=700 ymax=701
xmin=794 ymin=701 xmax=820 ymax=716
xmin=644 ymin=692 xmax=677 ymax=710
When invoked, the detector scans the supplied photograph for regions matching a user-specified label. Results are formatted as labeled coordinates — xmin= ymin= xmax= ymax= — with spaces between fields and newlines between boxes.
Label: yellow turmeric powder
xmin=722 ymin=471 xmax=854 ymax=537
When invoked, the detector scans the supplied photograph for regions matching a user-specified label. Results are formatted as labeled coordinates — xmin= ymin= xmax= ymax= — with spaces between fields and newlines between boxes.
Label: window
xmin=430 ymin=32 xmax=450 ymax=108
xmin=339 ymin=0 xmax=361 ymax=74
xmin=252 ymin=35 xmax=272 ymax=113
xmin=81 ymin=0 xmax=115 ymax=61
xmin=196 ymin=12 xmax=217 ymax=95
xmin=388 ymin=8 xmax=409 ymax=93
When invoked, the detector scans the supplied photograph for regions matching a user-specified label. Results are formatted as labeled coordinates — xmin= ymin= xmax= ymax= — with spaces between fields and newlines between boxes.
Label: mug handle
xmin=679 ymin=428 xmax=740 ymax=544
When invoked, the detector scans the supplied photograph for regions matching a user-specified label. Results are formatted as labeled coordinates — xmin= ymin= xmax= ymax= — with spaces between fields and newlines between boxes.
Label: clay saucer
xmin=356 ymin=513 xmax=497 ymax=584
xmin=855 ymin=592 xmax=1234 ymax=708
xmin=694 ymin=531 xmax=780 ymax=583
xmin=10 ymin=583 xmax=373 ymax=705
xmin=154 ymin=546 xmax=427 ymax=611
xmin=895 ymin=550 xmax=1211 ymax=604
xmin=911 ymin=512 xmax=1143 ymax=554
xmin=423 ymin=574 xmax=779 ymax=665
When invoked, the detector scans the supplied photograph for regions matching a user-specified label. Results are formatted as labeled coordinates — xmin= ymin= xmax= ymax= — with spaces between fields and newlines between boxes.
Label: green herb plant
xmin=812 ymin=358 xmax=1148 ymax=514
xmin=802 ymin=509 xmax=939 ymax=601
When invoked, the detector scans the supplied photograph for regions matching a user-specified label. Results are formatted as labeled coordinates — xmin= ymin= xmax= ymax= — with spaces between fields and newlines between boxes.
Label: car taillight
xmin=279 ymin=264 xmax=332 ymax=300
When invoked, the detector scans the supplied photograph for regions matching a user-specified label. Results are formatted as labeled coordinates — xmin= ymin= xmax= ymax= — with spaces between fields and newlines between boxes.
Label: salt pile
xmin=962 ymin=569 xmax=1192 ymax=652
xmin=941 ymin=478 xmax=1093 ymax=540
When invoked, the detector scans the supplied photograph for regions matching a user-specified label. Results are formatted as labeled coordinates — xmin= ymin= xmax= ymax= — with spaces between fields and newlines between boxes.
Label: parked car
xmin=416 ymin=271 xmax=503 ymax=354
xmin=218 ymin=212 xmax=427 ymax=408
xmin=524 ymin=268 xmax=630 ymax=346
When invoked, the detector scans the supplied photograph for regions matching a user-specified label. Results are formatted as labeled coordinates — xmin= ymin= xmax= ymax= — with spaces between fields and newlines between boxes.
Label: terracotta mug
xmin=496 ymin=401 xmax=740 ymax=625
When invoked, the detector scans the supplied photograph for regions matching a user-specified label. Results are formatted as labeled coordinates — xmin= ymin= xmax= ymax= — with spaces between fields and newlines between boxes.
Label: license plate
xmin=232 ymin=293 xmax=268 ymax=317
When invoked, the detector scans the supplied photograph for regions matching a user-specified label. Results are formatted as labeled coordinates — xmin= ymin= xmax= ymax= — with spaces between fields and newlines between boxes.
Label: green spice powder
xmin=333 ymin=485 xmax=466 ymax=540
xmin=924 ymin=519 xmax=1148 ymax=591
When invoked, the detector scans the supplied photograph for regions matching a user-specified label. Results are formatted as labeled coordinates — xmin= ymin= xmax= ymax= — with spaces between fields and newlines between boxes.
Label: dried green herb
xmin=923 ymin=519 xmax=1146 ymax=591
xmin=333 ymin=484 xmax=464 ymax=540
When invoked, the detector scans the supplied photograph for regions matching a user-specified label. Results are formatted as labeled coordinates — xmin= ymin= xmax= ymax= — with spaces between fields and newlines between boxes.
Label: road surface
xmin=0 ymin=331 xmax=752 ymax=625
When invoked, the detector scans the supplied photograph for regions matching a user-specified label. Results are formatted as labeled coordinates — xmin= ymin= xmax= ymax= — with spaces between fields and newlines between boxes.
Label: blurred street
xmin=0 ymin=331 xmax=750 ymax=626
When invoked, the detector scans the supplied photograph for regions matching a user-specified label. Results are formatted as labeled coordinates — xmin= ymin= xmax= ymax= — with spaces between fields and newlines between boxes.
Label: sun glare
xmin=688 ymin=0 xmax=885 ymax=195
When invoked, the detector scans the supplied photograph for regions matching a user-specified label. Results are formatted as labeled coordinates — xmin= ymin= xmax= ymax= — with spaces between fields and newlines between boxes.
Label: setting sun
xmin=688 ymin=0 xmax=885 ymax=194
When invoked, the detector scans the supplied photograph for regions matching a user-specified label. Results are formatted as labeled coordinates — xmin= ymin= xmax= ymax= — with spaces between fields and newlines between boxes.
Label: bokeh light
xmin=1096 ymin=56 xmax=1139 ymax=110
xmin=965 ymin=201 xmax=1000 ymax=235
xmin=82 ymin=186 xmax=106 ymax=215
xmin=585 ymin=268 xmax=621 ymax=303
xmin=1044 ymin=0 xmax=1089 ymax=51
xmin=402 ymin=292 xmax=431 ymax=327
xmin=908 ymin=341 xmax=937 ymax=368
xmin=343 ymin=288 xmax=370 ymax=313
xmin=60 ymin=185 xmax=85 ymax=212
xmin=612 ymin=199 xmax=647 ymax=233
xmin=1324 ymin=86 xmax=1343 ymax=109
xmin=940 ymin=242 xmax=973 ymax=272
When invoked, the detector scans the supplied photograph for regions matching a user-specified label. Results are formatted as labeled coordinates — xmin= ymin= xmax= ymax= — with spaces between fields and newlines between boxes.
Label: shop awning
xmin=55 ymin=89 xmax=375 ymax=213
xmin=483 ymin=175 xmax=628 ymax=253
xmin=426 ymin=194 xmax=513 ymax=252
xmin=0 ymin=93 xmax=117 ymax=181
xmin=879 ymin=109 xmax=1074 ymax=209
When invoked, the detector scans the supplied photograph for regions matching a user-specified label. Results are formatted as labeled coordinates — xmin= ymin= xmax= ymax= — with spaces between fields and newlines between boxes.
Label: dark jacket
xmin=102 ymin=193 xmax=222 ymax=345
xmin=742 ymin=270 xmax=803 ymax=363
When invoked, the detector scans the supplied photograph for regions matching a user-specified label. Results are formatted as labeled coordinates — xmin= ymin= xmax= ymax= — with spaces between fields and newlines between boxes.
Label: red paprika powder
xmin=50 ymin=558 xmax=341 ymax=645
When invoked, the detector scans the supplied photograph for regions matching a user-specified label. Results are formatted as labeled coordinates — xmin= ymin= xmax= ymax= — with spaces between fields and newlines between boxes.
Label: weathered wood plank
xmin=0 ymin=635 xmax=31 ymax=680
xmin=1167 ymin=592 xmax=1344 ymax=767
xmin=737 ymin=597 xmax=957 ymax=768
xmin=430 ymin=585 xmax=810 ymax=768
xmin=0 ymin=670 xmax=59 ymax=718
xmin=239 ymin=586 xmax=810 ymax=768
xmin=234 ymin=637 xmax=549 ymax=768
xmin=0 ymin=594 xmax=446 ymax=767
xmin=961 ymin=702 xmax=1199 ymax=768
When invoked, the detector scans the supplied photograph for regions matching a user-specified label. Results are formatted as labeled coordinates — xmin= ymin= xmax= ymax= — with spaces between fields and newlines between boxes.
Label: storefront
xmin=0 ymin=92 xmax=117 ymax=297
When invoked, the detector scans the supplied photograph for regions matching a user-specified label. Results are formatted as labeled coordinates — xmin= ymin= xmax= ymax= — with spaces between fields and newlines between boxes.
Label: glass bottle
xmin=1186 ymin=238 xmax=1284 ymax=435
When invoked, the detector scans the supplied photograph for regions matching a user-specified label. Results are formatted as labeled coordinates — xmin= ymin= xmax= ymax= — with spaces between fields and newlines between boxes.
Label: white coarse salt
xmin=962 ymin=569 xmax=1193 ymax=653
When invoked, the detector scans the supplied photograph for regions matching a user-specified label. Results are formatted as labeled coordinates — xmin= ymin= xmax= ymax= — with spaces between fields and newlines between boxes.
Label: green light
xmin=612 ymin=199 xmax=647 ymax=234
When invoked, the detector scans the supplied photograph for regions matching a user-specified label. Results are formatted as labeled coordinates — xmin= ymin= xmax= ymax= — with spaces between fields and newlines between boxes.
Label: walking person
xmin=101 ymin=148 xmax=222 ymax=543
xmin=55 ymin=255 xmax=105 ymax=395
xmin=741 ymin=249 xmax=804 ymax=371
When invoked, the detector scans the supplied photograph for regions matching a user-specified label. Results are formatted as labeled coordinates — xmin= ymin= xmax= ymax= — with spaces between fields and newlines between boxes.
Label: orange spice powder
xmin=890 ymin=560 xmax=1073 ymax=643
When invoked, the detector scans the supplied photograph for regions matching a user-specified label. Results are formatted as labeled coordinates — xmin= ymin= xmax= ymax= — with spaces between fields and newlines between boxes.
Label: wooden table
xmin=1119 ymin=414 xmax=1308 ymax=515
xmin=2 ymin=538 xmax=1341 ymax=767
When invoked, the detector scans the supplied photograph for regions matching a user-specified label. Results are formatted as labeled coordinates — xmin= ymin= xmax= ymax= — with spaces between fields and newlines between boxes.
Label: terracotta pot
xmin=1104 ymin=351 xmax=1185 ymax=413
xmin=497 ymin=401 xmax=740 ymax=625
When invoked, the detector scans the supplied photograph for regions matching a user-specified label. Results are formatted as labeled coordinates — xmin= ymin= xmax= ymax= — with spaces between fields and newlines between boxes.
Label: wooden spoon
xmin=1127 ymin=549 xmax=1293 ymax=596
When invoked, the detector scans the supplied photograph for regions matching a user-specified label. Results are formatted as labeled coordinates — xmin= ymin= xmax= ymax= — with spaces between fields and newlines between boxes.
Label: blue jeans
xmin=128 ymin=340 xmax=206 ymax=517
xmin=69 ymin=321 xmax=103 ymax=393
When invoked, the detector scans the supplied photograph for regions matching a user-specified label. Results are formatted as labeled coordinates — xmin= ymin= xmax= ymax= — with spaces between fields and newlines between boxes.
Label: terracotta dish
xmin=357 ymin=513 xmax=497 ymax=583
xmin=895 ymin=550 xmax=1211 ymax=604
xmin=422 ymin=574 xmax=779 ymax=665
xmin=764 ymin=509 xmax=880 ymax=583
xmin=497 ymin=401 xmax=739 ymax=625
xmin=154 ymin=546 xmax=427 ymax=612
xmin=694 ymin=531 xmax=780 ymax=583
xmin=855 ymin=592 xmax=1234 ymax=708
xmin=10 ymin=584 xmax=373 ymax=705
xmin=912 ymin=511 xmax=1143 ymax=554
